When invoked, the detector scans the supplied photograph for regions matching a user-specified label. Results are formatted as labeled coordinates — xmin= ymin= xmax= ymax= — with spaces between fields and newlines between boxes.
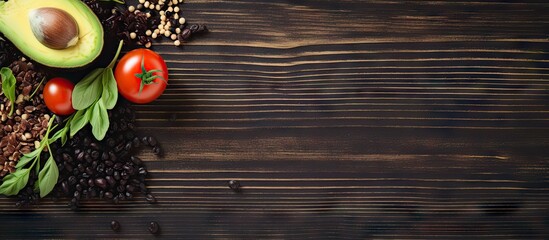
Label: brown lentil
xmin=0 ymin=58 xmax=48 ymax=178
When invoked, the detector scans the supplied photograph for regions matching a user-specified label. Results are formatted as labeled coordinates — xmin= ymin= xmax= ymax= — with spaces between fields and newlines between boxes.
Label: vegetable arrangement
xmin=0 ymin=0 xmax=206 ymax=208
xmin=0 ymin=39 xmax=170 ymax=197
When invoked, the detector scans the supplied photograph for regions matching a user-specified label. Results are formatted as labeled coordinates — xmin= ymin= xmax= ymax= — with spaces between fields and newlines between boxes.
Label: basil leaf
xmin=0 ymin=67 xmax=17 ymax=116
xmin=69 ymin=109 xmax=89 ymax=137
xmin=0 ymin=168 xmax=30 ymax=196
xmin=38 ymin=155 xmax=59 ymax=198
xmin=101 ymin=68 xmax=118 ymax=109
xmin=72 ymin=68 xmax=104 ymax=110
xmin=16 ymin=148 xmax=42 ymax=169
xmin=90 ymin=101 xmax=109 ymax=140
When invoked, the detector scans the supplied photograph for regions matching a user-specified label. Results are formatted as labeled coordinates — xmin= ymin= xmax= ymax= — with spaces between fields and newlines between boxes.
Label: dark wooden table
xmin=2 ymin=0 xmax=549 ymax=238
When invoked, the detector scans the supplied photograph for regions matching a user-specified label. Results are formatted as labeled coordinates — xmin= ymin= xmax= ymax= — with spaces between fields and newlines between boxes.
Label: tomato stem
xmin=134 ymin=53 xmax=166 ymax=94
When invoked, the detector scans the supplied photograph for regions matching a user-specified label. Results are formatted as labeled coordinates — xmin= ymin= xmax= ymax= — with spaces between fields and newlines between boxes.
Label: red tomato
xmin=114 ymin=49 xmax=168 ymax=104
xmin=43 ymin=77 xmax=75 ymax=116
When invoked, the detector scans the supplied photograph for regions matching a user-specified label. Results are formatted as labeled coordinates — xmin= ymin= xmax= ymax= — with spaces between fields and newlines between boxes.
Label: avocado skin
xmin=0 ymin=0 xmax=104 ymax=69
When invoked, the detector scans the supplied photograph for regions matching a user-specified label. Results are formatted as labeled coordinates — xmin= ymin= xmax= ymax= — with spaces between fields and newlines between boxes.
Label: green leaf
xmin=16 ymin=148 xmax=42 ymax=169
xmin=101 ymin=68 xmax=118 ymax=109
xmin=69 ymin=109 xmax=90 ymax=137
xmin=38 ymin=155 xmax=59 ymax=198
xmin=0 ymin=67 xmax=17 ymax=116
xmin=72 ymin=68 xmax=104 ymax=110
xmin=0 ymin=168 xmax=30 ymax=196
xmin=90 ymin=101 xmax=109 ymax=140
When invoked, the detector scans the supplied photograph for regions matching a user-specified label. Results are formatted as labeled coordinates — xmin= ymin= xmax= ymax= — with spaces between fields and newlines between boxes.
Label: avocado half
xmin=0 ymin=0 xmax=104 ymax=68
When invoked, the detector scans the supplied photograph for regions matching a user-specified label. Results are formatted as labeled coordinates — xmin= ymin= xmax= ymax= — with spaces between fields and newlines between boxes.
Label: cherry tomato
xmin=114 ymin=49 xmax=168 ymax=104
xmin=43 ymin=77 xmax=75 ymax=116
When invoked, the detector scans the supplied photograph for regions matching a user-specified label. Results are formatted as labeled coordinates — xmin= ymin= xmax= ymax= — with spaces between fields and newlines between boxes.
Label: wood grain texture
xmin=1 ymin=0 xmax=549 ymax=238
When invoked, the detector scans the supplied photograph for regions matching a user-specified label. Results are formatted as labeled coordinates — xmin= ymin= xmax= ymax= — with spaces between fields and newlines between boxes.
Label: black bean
xmin=97 ymin=163 xmax=105 ymax=173
xmin=61 ymin=181 xmax=70 ymax=194
xmin=74 ymin=191 xmax=81 ymax=200
xmin=76 ymin=152 xmax=84 ymax=162
xmin=121 ymin=171 xmax=129 ymax=180
xmin=180 ymin=28 xmax=192 ymax=40
xmin=90 ymin=142 xmax=100 ymax=150
xmin=147 ymin=136 xmax=157 ymax=146
xmin=113 ymin=171 xmax=121 ymax=180
xmin=102 ymin=152 xmax=110 ymax=161
xmin=106 ymin=176 xmax=116 ymax=187
xmin=62 ymin=153 xmax=72 ymax=162
xmin=91 ymin=150 xmax=100 ymax=160
xmin=105 ymin=191 xmax=113 ymax=199
xmin=88 ymin=179 xmax=95 ymax=188
xmin=95 ymin=178 xmax=107 ymax=189
xmin=91 ymin=188 xmax=98 ymax=197
xmin=107 ymin=138 xmax=116 ymax=147
xmin=228 ymin=180 xmax=241 ymax=191
xmin=152 ymin=146 xmax=162 ymax=156
xmin=111 ymin=220 xmax=120 ymax=231
xmin=146 ymin=194 xmax=156 ymax=203
xmin=79 ymin=178 xmax=88 ymax=188
xmin=119 ymin=179 xmax=128 ymax=187
xmin=109 ymin=152 xmax=117 ymax=162
xmin=132 ymin=137 xmax=140 ymax=148
xmin=148 ymin=221 xmax=160 ymax=234
xmin=68 ymin=176 xmax=77 ymax=185
xmin=117 ymin=192 xmax=125 ymax=201
xmin=105 ymin=167 xmax=114 ymax=176
xmin=114 ymin=163 xmax=123 ymax=170
xmin=131 ymin=156 xmax=142 ymax=165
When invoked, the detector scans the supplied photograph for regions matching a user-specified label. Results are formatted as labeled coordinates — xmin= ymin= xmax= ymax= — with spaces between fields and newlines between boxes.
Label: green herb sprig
xmin=0 ymin=67 xmax=17 ymax=116
xmin=70 ymin=40 xmax=123 ymax=140
xmin=0 ymin=116 xmax=58 ymax=197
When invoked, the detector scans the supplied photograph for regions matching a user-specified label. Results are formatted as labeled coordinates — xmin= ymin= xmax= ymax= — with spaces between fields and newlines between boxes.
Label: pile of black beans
xmin=19 ymin=101 xmax=159 ymax=209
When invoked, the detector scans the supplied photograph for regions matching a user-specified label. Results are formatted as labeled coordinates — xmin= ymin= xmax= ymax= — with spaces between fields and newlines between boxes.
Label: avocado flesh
xmin=0 ymin=0 xmax=104 ymax=68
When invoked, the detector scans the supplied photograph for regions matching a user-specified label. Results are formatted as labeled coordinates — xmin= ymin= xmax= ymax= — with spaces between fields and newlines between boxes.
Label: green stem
xmin=8 ymin=103 xmax=13 ymax=117
xmin=30 ymin=77 xmax=46 ymax=98
xmin=108 ymin=41 xmax=124 ymax=69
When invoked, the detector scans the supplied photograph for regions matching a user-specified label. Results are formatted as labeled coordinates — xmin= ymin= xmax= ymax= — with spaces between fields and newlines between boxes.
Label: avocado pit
xmin=29 ymin=7 xmax=79 ymax=50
